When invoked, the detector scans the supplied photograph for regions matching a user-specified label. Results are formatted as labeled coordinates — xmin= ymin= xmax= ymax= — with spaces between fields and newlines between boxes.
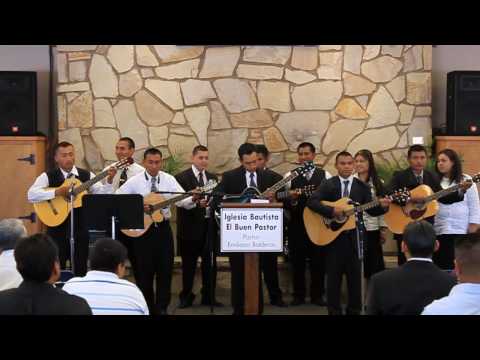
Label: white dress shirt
xmin=63 ymin=270 xmax=149 ymax=315
xmin=191 ymin=165 xmax=207 ymax=185
xmin=353 ymin=175 xmax=386 ymax=231
xmin=28 ymin=166 xmax=114 ymax=203
xmin=101 ymin=162 xmax=145 ymax=191
xmin=0 ymin=250 xmax=22 ymax=291
xmin=245 ymin=170 xmax=258 ymax=187
xmin=339 ymin=174 xmax=355 ymax=197
xmin=434 ymin=174 xmax=480 ymax=235
xmin=422 ymin=283 xmax=480 ymax=315
xmin=115 ymin=170 xmax=196 ymax=219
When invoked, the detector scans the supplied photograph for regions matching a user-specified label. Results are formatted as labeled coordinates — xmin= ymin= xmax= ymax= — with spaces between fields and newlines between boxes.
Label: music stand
xmin=82 ymin=194 xmax=144 ymax=240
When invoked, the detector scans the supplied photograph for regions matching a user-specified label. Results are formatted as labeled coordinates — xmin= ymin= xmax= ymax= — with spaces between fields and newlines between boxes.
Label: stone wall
xmin=56 ymin=45 xmax=432 ymax=175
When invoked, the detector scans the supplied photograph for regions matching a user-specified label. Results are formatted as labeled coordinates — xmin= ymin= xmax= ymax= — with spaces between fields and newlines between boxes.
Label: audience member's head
xmin=454 ymin=232 xmax=480 ymax=283
xmin=0 ymin=219 xmax=27 ymax=254
xmin=401 ymin=221 xmax=439 ymax=259
xmin=14 ymin=233 xmax=60 ymax=284
xmin=89 ymin=238 xmax=128 ymax=278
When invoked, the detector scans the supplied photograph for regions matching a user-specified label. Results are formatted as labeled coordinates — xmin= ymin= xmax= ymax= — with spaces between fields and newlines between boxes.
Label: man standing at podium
xmin=215 ymin=143 xmax=276 ymax=315
xmin=27 ymin=141 xmax=116 ymax=276
xmin=175 ymin=145 xmax=222 ymax=308
xmin=101 ymin=137 xmax=144 ymax=279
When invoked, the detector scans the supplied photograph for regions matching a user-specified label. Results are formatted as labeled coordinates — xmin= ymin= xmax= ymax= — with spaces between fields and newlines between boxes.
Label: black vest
xmin=46 ymin=167 xmax=90 ymax=187
xmin=291 ymin=167 xmax=326 ymax=213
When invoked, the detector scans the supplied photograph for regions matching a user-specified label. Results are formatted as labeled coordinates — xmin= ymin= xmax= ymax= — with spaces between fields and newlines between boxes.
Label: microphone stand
xmin=68 ymin=183 xmax=76 ymax=275
xmin=350 ymin=200 xmax=366 ymax=315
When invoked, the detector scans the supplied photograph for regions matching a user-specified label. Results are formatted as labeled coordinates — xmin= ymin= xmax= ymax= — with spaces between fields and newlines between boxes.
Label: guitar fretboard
xmin=261 ymin=170 xmax=300 ymax=197
xmin=151 ymin=193 xmax=191 ymax=212
xmin=72 ymin=170 xmax=110 ymax=195
xmin=344 ymin=198 xmax=382 ymax=216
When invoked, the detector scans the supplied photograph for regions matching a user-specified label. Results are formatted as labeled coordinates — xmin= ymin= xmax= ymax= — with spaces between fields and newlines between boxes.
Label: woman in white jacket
xmin=354 ymin=149 xmax=388 ymax=279
xmin=434 ymin=148 xmax=480 ymax=270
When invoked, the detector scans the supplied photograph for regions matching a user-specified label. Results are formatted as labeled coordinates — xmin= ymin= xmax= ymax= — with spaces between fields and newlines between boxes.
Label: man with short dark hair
xmin=0 ymin=219 xmax=27 ymax=291
xmin=422 ymin=232 xmax=480 ymax=315
xmin=116 ymin=147 xmax=200 ymax=315
xmin=63 ymin=238 xmax=148 ymax=315
xmin=255 ymin=144 xmax=286 ymax=307
xmin=101 ymin=136 xmax=145 ymax=280
xmin=387 ymin=144 xmax=469 ymax=265
xmin=28 ymin=141 xmax=116 ymax=276
xmin=175 ymin=145 xmax=222 ymax=308
xmin=283 ymin=142 xmax=331 ymax=306
xmin=367 ymin=221 xmax=456 ymax=315
xmin=214 ymin=142 xmax=278 ymax=315
xmin=0 ymin=233 xmax=92 ymax=315
xmin=308 ymin=151 xmax=390 ymax=315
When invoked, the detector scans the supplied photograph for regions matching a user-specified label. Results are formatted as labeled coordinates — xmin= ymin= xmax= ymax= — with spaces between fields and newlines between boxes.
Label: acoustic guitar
xmin=303 ymin=189 xmax=409 ymax=246
xmin=33 ymin=157 xmax=133 ymax=227
xmin=122 ymin=180 xmax=218 ymax=238
xmin=384 ymin=173 xmax=480 ymax=234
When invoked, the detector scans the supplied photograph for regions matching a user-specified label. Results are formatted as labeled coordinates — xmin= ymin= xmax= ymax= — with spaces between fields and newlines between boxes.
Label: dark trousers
xmin=288 ymin=223 xmax=326 ymax=300
xmin=394 ymin=234 xmax=407 ymax=266
xmin=180 ymin=245 xmax=218 ymax=302
xmin=260 ymin=253 xmax=283 ymax=302
xmin=326 ymin=232 xmax=361 ymax=314
xmin=432 ymin=234 xmax=458 ymax=270
xmin=364 ymin=230 xmax=386 ymax=279
xmin=133 ymin=221 xmax=174 ymax=315
xmin=47 ymin=212 xmax=89 ymax=277
xmin=229 ymin=253 xmax=264 ymax=315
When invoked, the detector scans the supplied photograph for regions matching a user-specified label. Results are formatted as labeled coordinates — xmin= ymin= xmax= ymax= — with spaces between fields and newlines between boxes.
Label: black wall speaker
xmin=0 ymin=71 xmax=37 ymax=136
xmin=447 ymin=71 xmax=480 ymax=136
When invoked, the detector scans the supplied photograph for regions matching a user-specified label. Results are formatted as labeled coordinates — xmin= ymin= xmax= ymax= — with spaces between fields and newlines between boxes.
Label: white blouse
xmin=353 ymin=174 xmax=386 ymax=232
xmin=434 ymin=174 xmax=480 ymax=235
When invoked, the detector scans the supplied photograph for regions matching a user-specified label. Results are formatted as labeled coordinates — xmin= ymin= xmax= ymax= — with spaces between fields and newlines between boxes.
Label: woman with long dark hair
xmin=434 ymin=148 xmax=480 ymax=270
xmin=354 ymin=149 xmax=387 ymax=279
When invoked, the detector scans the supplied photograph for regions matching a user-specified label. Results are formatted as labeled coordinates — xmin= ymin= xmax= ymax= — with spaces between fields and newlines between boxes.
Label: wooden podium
xmin=220 ymin=202 xmax=283 ymax=315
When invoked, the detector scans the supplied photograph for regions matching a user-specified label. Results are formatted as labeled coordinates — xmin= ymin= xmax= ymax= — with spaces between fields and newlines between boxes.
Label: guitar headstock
xmin=471 ymin=173 xmax=480 ymax=184
xmin=294 ymin=161 xmax=315 ymax=177
xmin=116 ymin=157 xmax=134 ymax=169
xmin=388 ymin=187 xmax=410 ymax=204
xmin=201 ymin=179 xmax=218 ymax=193
xmin=302 ymin=184 xmax=317 ymax=197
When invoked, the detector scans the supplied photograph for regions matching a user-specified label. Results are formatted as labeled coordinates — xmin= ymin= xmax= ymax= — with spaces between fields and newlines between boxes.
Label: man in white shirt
xmin=0 ymin=219 xmax=26 ymax=291
xmin=27 ymin=141 xmax=116 ymax=276
xmin=423 ymin=232 xmax=480 ymax=315
xmin=116 ymin=147 xmax=200 ymax=315
xmin=63 ymin=238 xmax=148 ymax=315
xmin=101 ymin=137 xmax=144 ymax=280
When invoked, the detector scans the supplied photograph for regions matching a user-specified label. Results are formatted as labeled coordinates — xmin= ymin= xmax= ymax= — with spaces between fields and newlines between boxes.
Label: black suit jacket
xmin=387 ymin=168 xmax=464 ymax=205
xmin=0 ymin=281 xmax=92 ymax=315
xmin=175 ymin=167 xmax=218 ymax=256
xmin=307 ymin=176 xmax=386 ymax=219
xmin=215 ymin=166 xmax=274 ymax=196
xmin=366 ymin=260 xmax=456 ymax=315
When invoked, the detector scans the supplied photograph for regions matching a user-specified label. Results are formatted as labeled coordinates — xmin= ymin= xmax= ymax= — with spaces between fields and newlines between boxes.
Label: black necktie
xmin=343 ymin=180 xmax=350 ymax=197
xmin=198 ymin=171 xmax=205 ymax=187
xmin=417 ymin=175 xmax=423 ymax=185
xmin=119 ymin=168 xmax=128 ymax=188
xmin=249 ymin=172 xmax=256 ymax=187
xmin=151 ymin=176 xmax=158 ymax=193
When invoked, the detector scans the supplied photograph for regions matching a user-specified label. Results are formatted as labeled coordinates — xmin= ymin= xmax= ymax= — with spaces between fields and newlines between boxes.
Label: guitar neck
xmin=151 ymin=193 xmax=191 ymax=212
xmin=345 ymin=198 xmax=381 ymax=216
xmin=424 ymin=183 xmax=462 ymax=203
xmin=261 ymin=171 xmax=299 ymax=197
xmin=72 ymin=170 xmax=109 ymax=195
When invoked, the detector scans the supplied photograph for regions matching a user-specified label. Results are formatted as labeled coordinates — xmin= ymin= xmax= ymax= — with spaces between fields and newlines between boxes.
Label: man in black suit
xmin=176 ymin=145 xmax=222 ymax=308
xmin=215 ymin=143 xmax=277 ymax=315
xmin=367 ymin=221 xmax=456 ymax=315
xmin=284 ymin=142 xmax=331 ymax=306
xmin=255 ymin=145 xmax=287 ymax=307
xmin=0 ymin=233 xmax=92 ymax=315
xmin=387 ymin=144 xmax=469 ymax=265
xmin=307 ymin=151 xmax=391 ymax=315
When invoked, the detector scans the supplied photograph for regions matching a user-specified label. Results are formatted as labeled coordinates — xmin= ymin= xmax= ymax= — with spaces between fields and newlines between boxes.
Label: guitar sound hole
xmin=330 ymin=221 xmax=345 ymax=232
xmin=409 ymin=208 xmax=427 ymax=219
